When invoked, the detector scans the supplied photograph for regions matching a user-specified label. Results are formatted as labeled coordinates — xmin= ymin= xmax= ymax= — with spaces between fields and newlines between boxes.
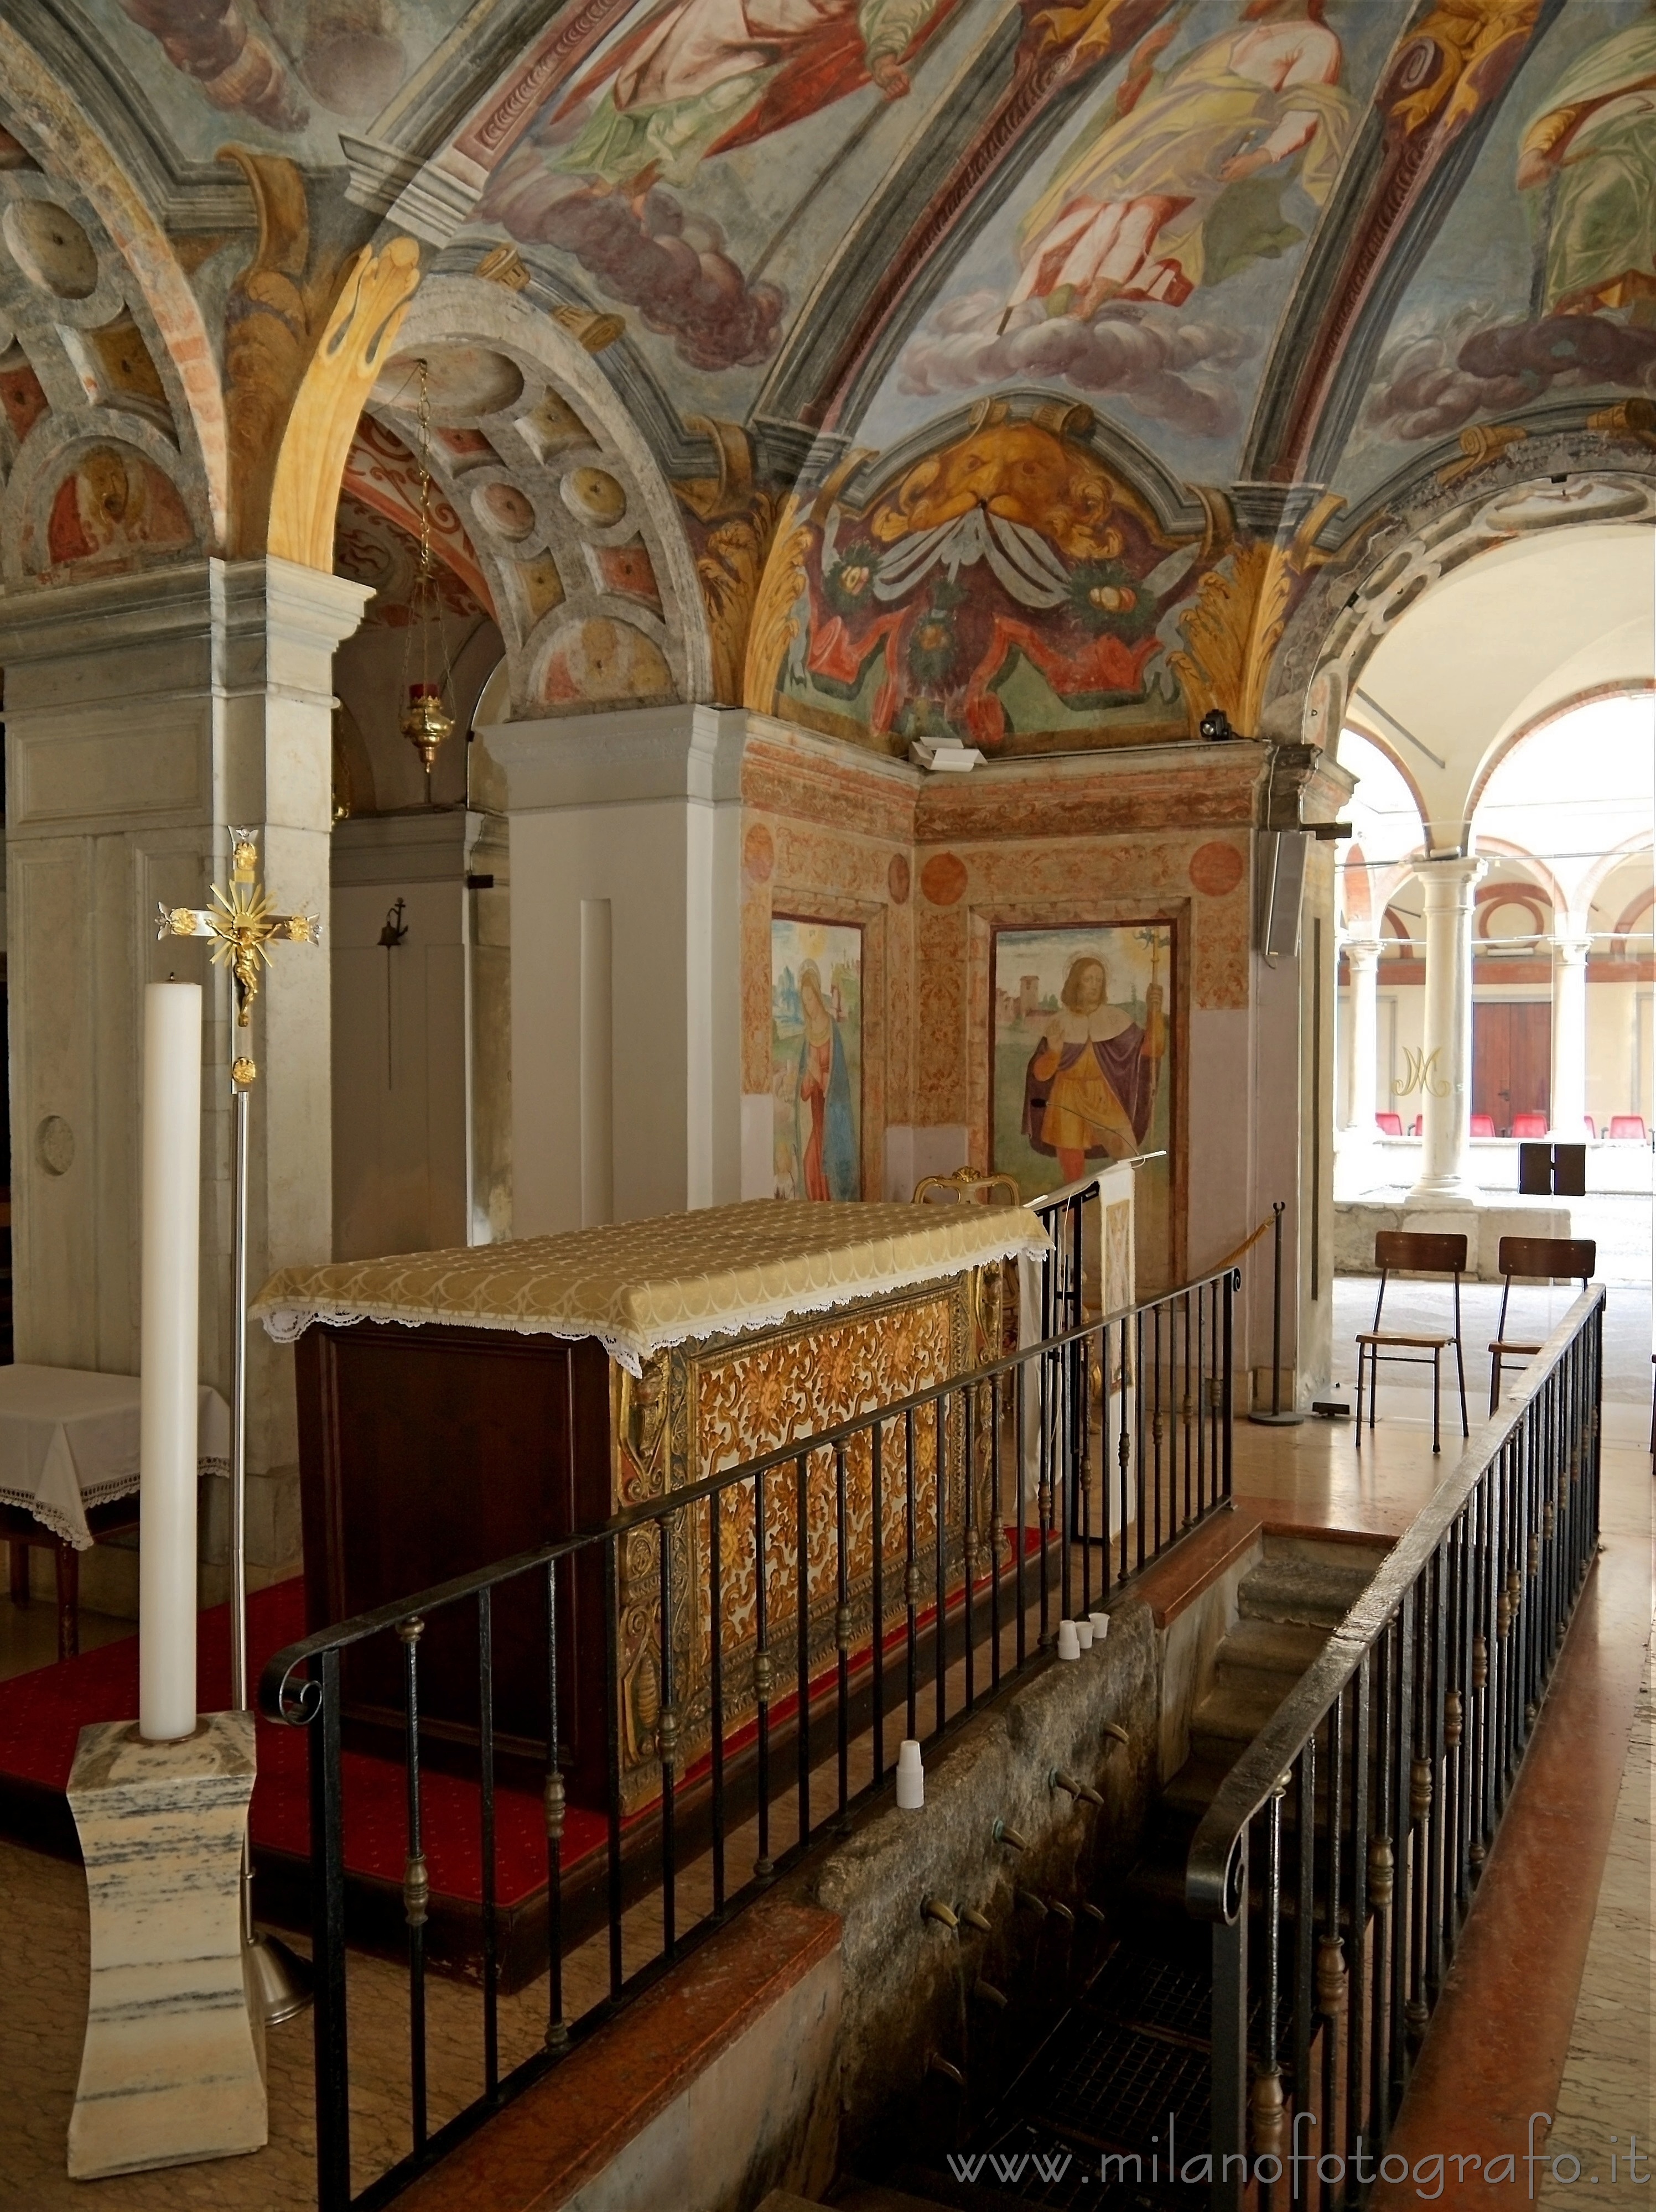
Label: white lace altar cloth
xmin=0 ymin=1366 xmax=231 ymax=1549
xmin=253 ymin=1201 xmax=1049 ymax=1375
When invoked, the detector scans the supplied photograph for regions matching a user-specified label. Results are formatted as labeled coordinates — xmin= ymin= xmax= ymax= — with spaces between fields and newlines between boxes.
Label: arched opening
xmin=1325 ymin=523 xmax=1653 ymax=1318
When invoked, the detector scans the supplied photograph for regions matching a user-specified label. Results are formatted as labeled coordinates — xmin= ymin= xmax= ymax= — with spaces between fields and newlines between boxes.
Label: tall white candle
xmin=139 ymin=982 xmax=203 ymax=1743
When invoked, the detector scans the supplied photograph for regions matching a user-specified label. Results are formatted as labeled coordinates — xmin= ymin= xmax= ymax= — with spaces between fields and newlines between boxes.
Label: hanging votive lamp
xmin=401 ymin=681 xmax=453 ymax=782
xmin=396 ymin=354 xmax=459 ymax=803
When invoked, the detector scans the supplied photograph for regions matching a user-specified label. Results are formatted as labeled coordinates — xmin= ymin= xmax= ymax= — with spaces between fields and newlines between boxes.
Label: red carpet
xmin=0 ymin=1582 xmax=605 ymax=1909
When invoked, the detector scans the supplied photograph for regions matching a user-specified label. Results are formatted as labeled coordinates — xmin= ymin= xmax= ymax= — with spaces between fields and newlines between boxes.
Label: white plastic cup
xmin=1057 ymin=1620 xmax=1081 ymax=1661
xmin=1089 ymin=1611 xmax=1111 ymax=1643
xmin=1075 ymin=1618 xmax=1094 ymax=1650
xmin=896 ymin=1738 xmax=925 ymax=1810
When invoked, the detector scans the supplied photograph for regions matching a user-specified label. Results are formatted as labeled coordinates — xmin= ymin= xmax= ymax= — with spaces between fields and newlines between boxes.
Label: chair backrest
xmin=1470 ymin=1114 xmax=1495 ymax=1138
xmin=1610 ymin=1115 xmax=1648 ymax=1141
xmin=1374 ymin=1229 xmax=1468 ymax=1274
xmin=1375 ymin=1112 xmax=1403 ymax=1137
xmin=1496 ymin=1236 xmax=1596 ymax=1282
xmin=1584 ymin=1116 xmax=1596 ymax=1138
xmin=913 ymin=1165 xmax=1022 ymax=1206
xmin=1510 ymin=1112 xmax=1548 ymax=1138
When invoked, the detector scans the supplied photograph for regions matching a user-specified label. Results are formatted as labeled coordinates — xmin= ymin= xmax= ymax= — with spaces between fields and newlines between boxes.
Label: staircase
xmin=804 ymin=1537 xmax=1387 ymax=2212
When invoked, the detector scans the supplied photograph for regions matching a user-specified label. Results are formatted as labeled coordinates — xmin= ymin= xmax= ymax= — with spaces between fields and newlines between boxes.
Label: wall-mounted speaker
xmin=1257 ymin=829 xmax=1309 ymax=959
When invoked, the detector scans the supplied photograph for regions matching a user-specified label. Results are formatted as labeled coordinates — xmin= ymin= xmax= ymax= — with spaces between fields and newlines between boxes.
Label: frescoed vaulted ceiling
xmin=5 ymin=0 xmax=1656 ymax=759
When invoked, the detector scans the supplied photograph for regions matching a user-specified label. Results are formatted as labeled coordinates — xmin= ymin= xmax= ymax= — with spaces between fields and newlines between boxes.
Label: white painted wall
xmin=484 ymin=705 xmax=744 ymax=1234
xmin=331 ymin=811 xmax=495 ymax=1260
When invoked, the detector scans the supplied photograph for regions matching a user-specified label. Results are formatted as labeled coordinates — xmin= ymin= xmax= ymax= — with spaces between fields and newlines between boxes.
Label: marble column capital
xmin=1550 ymin=933 xmax=1594 ymax=966
xmin=1341 ymin=936 xmax=1383 ymax=971
xmin=1416 ymin=853 xmax=1487 ymax=907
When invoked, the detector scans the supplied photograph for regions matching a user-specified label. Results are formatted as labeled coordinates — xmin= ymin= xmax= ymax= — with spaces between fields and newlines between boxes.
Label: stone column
xmin=1407 ymin=856 xmax=1486 ymax=1205
xmin=0 ymin=558 xmax=367 ymax=1600
xmin=1549 ymin=932 xmax=1593 ymax=1139
xmin=1340 ymin=936 xmax=1382 ymax=1130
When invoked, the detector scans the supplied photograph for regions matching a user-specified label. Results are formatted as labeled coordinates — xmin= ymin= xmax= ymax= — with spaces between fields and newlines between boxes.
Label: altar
xmin=255 ymin=1201 xmax=1048 ymax=1814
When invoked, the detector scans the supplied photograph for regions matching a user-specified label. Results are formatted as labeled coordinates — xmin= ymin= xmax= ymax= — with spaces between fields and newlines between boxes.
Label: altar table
xmin=256 ymin=1201 xmax=1048 ymax=1810
xmin=0 ymin=1366 xmax=230 ymax=1658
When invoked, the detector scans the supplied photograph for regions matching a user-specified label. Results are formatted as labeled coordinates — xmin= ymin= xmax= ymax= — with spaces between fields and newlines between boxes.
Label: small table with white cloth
xmin=0 ymin=1365 xmax=230 ymax=1659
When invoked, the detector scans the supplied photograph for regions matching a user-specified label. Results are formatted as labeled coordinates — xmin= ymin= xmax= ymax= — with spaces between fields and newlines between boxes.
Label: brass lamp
xmin=397 ymin=356 xmax=458 ymax=801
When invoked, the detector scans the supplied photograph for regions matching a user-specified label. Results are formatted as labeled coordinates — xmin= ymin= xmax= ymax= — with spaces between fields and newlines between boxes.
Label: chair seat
xmin=1357 ymin=1331 xmax=1452 ymax=1350
xmin=1489 ymin=1339 xmax=1542 ymax=1357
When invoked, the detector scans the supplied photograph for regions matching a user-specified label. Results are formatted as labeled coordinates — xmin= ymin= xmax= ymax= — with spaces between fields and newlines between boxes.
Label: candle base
xmin=66 ymin=1711 xmax=267 ymax=2179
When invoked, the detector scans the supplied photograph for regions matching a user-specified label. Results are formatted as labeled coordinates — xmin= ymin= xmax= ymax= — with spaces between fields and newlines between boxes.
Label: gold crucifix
xmin=157 ymin=828 xmax=320 ymax=1089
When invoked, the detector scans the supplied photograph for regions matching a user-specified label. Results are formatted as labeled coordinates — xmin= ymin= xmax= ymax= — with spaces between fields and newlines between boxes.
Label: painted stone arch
xmin=372 ymin=274 xmax=711 ymax=717
xmin=1264 ymin=450 xmax=1656 ymax=754
xmin=0 ymin=63 xmax=226 ymax=550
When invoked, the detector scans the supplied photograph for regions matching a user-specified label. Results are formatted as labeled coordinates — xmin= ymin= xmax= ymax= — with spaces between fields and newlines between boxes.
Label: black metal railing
xmin=1187 ymin=1287 xmax=1605 ymax=2212
xmin=261 ymin=1230 xmax=1240 ymax=2209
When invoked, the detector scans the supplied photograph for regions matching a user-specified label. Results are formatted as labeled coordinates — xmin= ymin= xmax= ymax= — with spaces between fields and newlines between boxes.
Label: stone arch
xmin=1265 ymin=456 xmax=1656 ymax=759
xmin=0 ymin=32 xmax=229 ymax=548
xmin=377 ymin=274 xmax=713 ymax=717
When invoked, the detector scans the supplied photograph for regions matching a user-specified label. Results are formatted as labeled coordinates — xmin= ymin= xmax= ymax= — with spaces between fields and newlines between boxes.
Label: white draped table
xmin=0 ymin=1365 xmax=230 ymax=1658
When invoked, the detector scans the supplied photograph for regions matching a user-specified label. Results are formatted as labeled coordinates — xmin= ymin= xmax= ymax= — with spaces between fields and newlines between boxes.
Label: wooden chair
xmin=1355 ymin=1230 xmax=1469 ymax=1455
xmin=913 ymin=1165 xmax=1021 ymax=1206
xmin=1488 ymin=1236 xmax=1596 ymax=1413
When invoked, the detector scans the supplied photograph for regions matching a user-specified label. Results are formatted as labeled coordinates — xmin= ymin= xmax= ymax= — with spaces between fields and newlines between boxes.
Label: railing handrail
xmin=1185 ymin=1281 xmax=1607 ymax=1923
xmin=258 ymin=1250 xmax=1243 ymax=1724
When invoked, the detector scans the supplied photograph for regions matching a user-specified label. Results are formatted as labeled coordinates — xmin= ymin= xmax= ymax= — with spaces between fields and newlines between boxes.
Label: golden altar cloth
xmin=253 ymin=1200 xmax=1049 ymax=1372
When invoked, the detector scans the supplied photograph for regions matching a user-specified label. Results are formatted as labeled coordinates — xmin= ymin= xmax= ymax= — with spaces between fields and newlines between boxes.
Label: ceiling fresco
xmin=6 ymin=0 xmax=1656 ymax=757
xmin=1339 ymin=0 xmax=1656 ymax=511
xmin=857 ymin=0 xmax=1403 ymax=485
xmin=65 ymin=0 xmax=481 ymax=164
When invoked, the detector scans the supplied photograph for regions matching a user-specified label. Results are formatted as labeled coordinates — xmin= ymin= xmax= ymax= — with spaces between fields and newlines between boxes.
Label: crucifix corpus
xmin=158 ymin=826 xmax=320 ymax=2025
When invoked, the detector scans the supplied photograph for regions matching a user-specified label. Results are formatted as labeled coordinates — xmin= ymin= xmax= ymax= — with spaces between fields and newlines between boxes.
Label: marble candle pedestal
xmin=66 ymin=1711 xmax=267 ymax=2179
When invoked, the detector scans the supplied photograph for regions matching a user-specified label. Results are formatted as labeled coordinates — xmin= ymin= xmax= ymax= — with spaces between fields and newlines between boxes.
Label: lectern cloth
xmin=253 ymin=1200 xmax=1050 ymax=1375
xmin=0 ymin=1366 xmax=231 ymax=1549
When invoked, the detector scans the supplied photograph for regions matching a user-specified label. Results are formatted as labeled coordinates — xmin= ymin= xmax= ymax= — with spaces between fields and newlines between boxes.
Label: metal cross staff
xmin=158 ymin=826 xmax=319 ymax=2021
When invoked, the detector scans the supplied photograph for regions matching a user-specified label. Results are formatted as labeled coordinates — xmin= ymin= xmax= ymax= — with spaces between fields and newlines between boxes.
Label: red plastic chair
xmin=1375 ymin=1112 xmax=1403 ymax=1137
xmin=1610 ymin=1115 xmax=1648 ymax=1141
xmin=1585 ymin=1117 xmax=1596 ymax=1139
xmin=1470 ymin=1114 xmax=1495 ymax=1138
xmin=1410 ymin=1116 xmax=1423 ymax=1137
xmin=1511 ymin=1112 xmax=1548 ymax=1139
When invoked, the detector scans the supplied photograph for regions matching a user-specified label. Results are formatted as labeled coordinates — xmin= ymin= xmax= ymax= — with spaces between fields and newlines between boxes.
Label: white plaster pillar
xmin=0 ymin=559 xmax=368 ymax=1600
xmin=477 ymin=703 xmax=745 ymax=1235
xmin=1340 ymin=936 xmax=1382 ymax=1130
xmin=1549 ymin=932 xmax=1593 ymax=1139
xmin=1406 ymin=856 xmax=1486 ymax=1205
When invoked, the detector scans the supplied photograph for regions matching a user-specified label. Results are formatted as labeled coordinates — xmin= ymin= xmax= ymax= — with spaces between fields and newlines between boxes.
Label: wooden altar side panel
xmin=295 ymin=1323 xmax=612 ymax=1789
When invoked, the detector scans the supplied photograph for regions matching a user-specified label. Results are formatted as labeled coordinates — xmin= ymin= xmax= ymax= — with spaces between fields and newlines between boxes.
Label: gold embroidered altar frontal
xmin=610 ymin=1265 xmax=1005 ymax=1809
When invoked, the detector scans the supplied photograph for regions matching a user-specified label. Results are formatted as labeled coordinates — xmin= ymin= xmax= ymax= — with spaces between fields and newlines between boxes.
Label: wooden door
xmin=1473 ymin=1002 xmax=1551 ymax=1133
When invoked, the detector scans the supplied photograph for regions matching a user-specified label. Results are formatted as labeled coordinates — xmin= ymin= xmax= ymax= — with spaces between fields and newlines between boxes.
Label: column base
xmin=66 ymin=1711 xmax=267 ymax=2179
xmin=1401 ymin=1180 xmax=1481 ymax=1210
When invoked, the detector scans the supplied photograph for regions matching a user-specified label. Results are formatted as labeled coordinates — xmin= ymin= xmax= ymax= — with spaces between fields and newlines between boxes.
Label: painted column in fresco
xmin=1408 ymin=857 xmax=1486 ymax=1204
xmin=1549 ymin=932 xmax=1593 ymax=1140
xmin=1340 ymin=936 xmax=1382 ymax=1133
